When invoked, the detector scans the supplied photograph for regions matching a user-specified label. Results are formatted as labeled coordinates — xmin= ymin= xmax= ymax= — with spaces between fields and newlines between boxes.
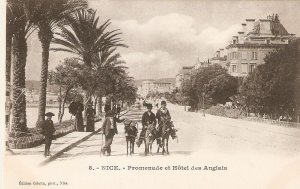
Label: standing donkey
xmin=144 ymin=123 xmax=159 ymax=155
xmin=157 ymin=120 xmax=177 ymax=154
xmin=124 ymin=119 xmax=138 ymax=155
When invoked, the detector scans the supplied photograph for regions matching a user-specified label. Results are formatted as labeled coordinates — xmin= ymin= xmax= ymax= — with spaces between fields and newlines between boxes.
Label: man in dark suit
xmin=136 ymin=104 xmax=157 ymax=147
xmin=41 ymin=112 xmax=56 ymax=157
xmin=100 ymin=110 xmax=123 ymax=156
xmin=86 ymin=103 xmax=96 ymax=132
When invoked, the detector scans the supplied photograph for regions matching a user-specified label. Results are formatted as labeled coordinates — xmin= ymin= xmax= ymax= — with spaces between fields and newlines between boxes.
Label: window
xmin=249 ymin=64 xmax=256 ymax=72
xmin=252 ymin=52 xmax=257 ymax=60
xmin=232 ymin=65 xmax=237 ymax=72
xmin=231 ymin=52 xmax=238 ymax=60
xmin=241 ymin=52 xmax=247 ymax=60
xmin=241 ymin=64 xmax=248 ymax=73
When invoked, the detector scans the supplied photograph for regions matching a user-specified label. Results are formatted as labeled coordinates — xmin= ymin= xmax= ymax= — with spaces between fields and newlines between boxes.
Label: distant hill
xmin=26 ymin=80 xmax=60 ymax=93
xmin=134 ymin=78 xmax=175 ymax=87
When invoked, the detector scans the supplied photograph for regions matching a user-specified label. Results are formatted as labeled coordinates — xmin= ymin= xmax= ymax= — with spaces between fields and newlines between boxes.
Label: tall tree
xmin=48 ymin=58 xmax=81 ymax=124
xmin=24 ymin=0 xmax=87 ymax=127
xmin=51 ymin=8 xmax=127 ymax=108
xmin=52 ymin=9 xmax=126 ymax=67
xmin=240 ymin=39 xmax=300 ymax=119
xmin=207 ymin=73 xmax=238 ymax=105
xmin=7 ymin=0 xmax=34 ymax=136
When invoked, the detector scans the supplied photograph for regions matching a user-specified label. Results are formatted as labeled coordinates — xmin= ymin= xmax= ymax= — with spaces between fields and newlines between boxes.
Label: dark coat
xmin=101 ymin=116 xmax=122 ymax=136
xmin=156 ymin=108 xmax=171 ymax=125
xmin=86 ymin=107 xmax=95 ymax=119
xmin=104 ymin=103 xmax=111 ymax=113
xmin=41 ymin=119 xmax=55 ymax=138
xmin=142 ymin=111 xmax=157 ymax=127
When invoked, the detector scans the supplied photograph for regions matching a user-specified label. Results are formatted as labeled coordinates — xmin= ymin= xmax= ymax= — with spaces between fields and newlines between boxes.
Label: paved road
xmin=53 ymin=104 xmax=300 ymax=161
xmin=6 ymin=104 xmax=300 ymax=189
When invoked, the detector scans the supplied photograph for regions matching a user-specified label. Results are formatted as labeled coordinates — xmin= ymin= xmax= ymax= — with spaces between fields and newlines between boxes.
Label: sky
xmin=25 ymin=0 xmax=300 ymax=81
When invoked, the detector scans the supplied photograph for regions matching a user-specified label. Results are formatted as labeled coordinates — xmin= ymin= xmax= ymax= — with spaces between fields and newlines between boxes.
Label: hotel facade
xmin=226 ymin=14 xmax=296 ymax=77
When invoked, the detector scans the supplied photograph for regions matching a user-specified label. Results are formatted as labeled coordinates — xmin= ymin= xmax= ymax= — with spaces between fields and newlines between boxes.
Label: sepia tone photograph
xmin=1 ymin=0 xmax=300 ymax=189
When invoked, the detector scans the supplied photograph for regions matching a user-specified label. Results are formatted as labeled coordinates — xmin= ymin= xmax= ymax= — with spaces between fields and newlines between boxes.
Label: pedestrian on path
xmin=41 ymin=112 xmax=56 ymax=157
xmin=86 ymin=103 xmax=96 ymax=132
xmin=101 ymin=110 xmax=124 ymax=156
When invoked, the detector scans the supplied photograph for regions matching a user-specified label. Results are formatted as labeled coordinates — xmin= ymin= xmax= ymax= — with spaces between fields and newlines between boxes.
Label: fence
xmin=242 ymin=117 xmax=300 ymax=129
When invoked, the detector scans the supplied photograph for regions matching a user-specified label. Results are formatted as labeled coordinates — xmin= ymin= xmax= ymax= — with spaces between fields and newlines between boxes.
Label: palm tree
xmin=7 ymin=0 xmax=34 ymax=136
xmin=23 ymin=0 xmax=87 ymax=127
xmin=52 ymin=8 xmax=127 ymax=68
xmin=52 ymin=8 xmax=127 ymax=108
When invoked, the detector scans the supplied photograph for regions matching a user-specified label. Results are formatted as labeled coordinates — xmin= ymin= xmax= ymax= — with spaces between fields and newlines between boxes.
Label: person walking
xmin=86 ymin=103 xmax=96 ymax=132
xmin=73 ymin=101 xmax=84 ymax=131
xmin=100 ymin=110 xmax=123 ymax=156
xmin=41 ymin=112 xmax=56 ymax=157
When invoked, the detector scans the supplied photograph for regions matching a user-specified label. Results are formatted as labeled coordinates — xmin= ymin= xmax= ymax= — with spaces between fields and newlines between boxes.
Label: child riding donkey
xmin=136 ymin=104 xmax=158 ymax=155
xmin=156 ymin=101 xmax=177 ymax=154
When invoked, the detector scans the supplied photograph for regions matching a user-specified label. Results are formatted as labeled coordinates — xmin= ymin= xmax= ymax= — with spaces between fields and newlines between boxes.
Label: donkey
xmin=144 ymin=124 xmax=159 ymax=155
xmin=157 ymin=121 xmax=177 ymax=155
xmin=124 ymin=119 xmax=138 ymax=156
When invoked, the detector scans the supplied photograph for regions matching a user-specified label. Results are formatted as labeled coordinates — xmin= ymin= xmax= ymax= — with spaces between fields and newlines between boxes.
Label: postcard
xmin=2 ymin=0 xmax=300 ymax=189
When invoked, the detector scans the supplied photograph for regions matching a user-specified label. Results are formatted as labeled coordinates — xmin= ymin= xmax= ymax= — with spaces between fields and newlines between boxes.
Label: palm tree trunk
xmin=36 ymin=29 xmax=52 ymax=127
xmin=6 ymin=33 xmax=12 ymax=129
xmin=6 ymin=34 xmax=12 ymax=84
xmin=11 ymin=32 xmax=28 ymax=136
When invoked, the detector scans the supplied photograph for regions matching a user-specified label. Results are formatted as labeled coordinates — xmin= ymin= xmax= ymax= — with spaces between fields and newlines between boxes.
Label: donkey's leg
xmin=166 ymin=136 xmax=169 ymax=154
xmin=162 ymin=137 xmax=165 ymax=155
xmin=144 ymin=139 xmax=148 ymax=155
xmin=129 ymin=140 xmax=133 ymax=155
xmin=132 ymin=139 xmax=135 ymax=154
xmin=126 ymin=139 xmax=129 ymax=156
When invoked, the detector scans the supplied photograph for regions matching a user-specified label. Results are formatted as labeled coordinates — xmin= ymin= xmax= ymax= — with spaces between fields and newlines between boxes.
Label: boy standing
xmin=41 ymin=112 xmax=56 ymax=157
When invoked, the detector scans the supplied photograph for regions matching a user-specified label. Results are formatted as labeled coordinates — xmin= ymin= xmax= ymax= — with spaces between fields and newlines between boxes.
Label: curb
xmin=39 ymin=127 xmax=102 ymax=167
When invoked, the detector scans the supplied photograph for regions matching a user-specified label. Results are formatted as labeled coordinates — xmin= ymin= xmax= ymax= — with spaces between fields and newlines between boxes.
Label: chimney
xmin=246 ymin=19 xmax=255 ymax=34
xmin=242 ymin=23 xmax=247 ymax=35
xmin=216 ymin=50 xmax=220 ymax=58
xmin=219 ymin=48 xmax=224 ymax=57
xmin=232 ymin=36 xmax=238 ymax=44
xmin=238 ymin=32 xmax=244 ymax=44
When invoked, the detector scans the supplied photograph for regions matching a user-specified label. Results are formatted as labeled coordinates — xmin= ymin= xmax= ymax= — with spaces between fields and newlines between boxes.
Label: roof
xmin=250 ymin=15 xmax=290 ymax=36
xmin=226 ymin=43 xmax=287 ymax=49
xmin=210 ymin=57 xmax=227 ymax=61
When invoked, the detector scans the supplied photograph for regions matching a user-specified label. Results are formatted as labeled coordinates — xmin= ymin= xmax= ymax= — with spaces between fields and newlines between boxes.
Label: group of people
xmin=100 ymin=100 xmax=177 ymax=156
xmin=40 ymin=100 xmax=176 ymax=157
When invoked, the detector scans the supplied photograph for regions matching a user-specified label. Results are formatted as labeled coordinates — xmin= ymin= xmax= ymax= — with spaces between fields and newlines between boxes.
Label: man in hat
xmin=101 ymin=110 xmax=124 ymax=156
xmin=86 ymin=103 xmax=96 ymax=132
xmin=156 ymin=101 xmax=177 ymax=140
xmin=41 ymin=112 xmax=56 ymax=157
xmin=136 ymin=103 xmax=157 ymax=147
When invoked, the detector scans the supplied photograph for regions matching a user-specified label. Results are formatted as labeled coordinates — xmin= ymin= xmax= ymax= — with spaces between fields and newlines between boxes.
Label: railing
xmin=242 ymin=117 xmax=300 ymax=129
